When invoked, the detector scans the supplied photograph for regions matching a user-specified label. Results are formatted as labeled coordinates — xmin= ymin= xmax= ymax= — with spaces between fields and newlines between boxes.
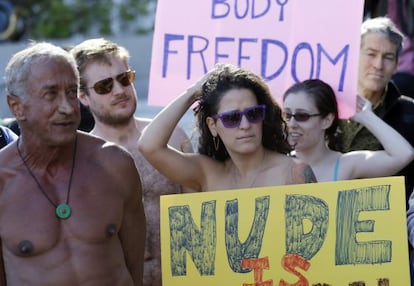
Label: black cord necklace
xmin=16 ymin=136 xmax=77 ymax=220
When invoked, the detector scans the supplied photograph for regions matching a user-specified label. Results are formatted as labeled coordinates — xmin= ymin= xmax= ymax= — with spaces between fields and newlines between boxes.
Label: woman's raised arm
xmin=138 ymin=73 xmax=209 ymax=191
xmin=345 ymin=95 xmax=414 ymax=178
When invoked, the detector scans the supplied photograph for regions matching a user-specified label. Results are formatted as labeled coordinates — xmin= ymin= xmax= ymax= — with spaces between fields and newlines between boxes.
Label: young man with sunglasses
xmin=70 ymin=38 xmax=193 ymax=286
xmin=0 ymin=42 xmax=146 ymax=285
xmin=138 ymin=64 xmax=316 ymax=195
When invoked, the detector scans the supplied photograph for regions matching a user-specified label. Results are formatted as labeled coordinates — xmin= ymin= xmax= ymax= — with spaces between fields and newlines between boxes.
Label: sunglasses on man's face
xmin=214 ymin=104 xmax=266 ymax=128
xmin=283 ymin=112 xmax=321 ymax=122
xmin=84 ymin=69 xmax=136 ymax=95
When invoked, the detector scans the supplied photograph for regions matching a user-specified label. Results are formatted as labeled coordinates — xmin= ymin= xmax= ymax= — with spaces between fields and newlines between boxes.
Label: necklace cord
xmin=231 ymin=150 xmax=266 ymax=188
xmin=16 ymin=136 xmax=78 ymax=208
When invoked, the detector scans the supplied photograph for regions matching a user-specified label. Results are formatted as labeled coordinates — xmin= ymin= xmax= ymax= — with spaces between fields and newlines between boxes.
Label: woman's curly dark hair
xmin=193 ymin=64 xmax=292 ymax=161
xmin=283 ymin=79 xmax=341 ymax=151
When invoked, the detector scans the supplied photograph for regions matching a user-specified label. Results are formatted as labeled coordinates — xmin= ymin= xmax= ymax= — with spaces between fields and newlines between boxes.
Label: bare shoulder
xmin=77 ymin=131 xmax=140 ymax=193
xmin=0 ymin=141 xmax=21 ymax=190
xmin=288 ymin=157 xmax=317 ymax=184
xmin=265 ymin=152 xmax=316 ymax=184
xmin=77 ymin=131 xmax=134 ymax=166
xmin=200 ymin=156 xmax=231 ymax=191
xmin=0 ymin=140 xmax=18 ymax=164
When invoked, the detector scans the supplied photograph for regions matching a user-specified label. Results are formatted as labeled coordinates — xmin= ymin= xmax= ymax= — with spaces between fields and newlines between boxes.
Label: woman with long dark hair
xmin=139 ymin=64 xmax=317 ymax=192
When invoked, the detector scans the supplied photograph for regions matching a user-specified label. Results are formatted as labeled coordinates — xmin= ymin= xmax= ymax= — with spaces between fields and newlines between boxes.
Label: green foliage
xmin=12 ymin=0 xmax=153 ymax=39
xmin=119 ymin=0 xmax=152 ymax=33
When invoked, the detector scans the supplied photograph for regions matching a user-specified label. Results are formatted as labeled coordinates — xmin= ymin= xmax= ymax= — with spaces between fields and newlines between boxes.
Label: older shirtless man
xmin=0 ymin=42 xmax=145 ymax=286
xmin=70 ymin=38 xmax=193 ymax=286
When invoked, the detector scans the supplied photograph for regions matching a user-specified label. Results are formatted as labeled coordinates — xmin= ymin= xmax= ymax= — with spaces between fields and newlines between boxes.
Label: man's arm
xmin=118 ymin=154 xmax=146 ymax=286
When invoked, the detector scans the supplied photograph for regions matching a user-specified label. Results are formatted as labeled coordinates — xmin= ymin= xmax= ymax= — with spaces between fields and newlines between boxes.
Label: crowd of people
xmin=0 ymin=12 xmax=413 ymax=286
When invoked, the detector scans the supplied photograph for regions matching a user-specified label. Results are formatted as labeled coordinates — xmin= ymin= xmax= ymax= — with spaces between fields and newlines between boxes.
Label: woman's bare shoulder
xmin=287 ymin=156 xmax=317 ymax=184
xmin=199 ymin=156 xmax=231 ymax=191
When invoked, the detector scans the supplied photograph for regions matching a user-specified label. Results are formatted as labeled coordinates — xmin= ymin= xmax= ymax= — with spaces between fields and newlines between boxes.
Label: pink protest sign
xmin=148 ymin=0 xmax=364 ymax=118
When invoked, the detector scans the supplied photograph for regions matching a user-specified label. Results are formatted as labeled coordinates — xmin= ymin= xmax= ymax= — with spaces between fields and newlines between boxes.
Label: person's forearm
xmin=356 ymin=111 xmax=414 ymax=160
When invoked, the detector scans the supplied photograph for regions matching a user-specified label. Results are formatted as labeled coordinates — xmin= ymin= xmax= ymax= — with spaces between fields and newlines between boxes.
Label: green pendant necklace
xmin=17 ymin=136 xmax=77 ymax=220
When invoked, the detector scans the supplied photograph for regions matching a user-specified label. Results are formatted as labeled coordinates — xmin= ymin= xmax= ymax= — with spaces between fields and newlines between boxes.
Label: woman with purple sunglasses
xmin=138 ymin=64 xmax=317 ymax=192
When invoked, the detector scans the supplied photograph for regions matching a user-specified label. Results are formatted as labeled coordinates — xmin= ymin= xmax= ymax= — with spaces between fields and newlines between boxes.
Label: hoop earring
xmin=213 ymin=136 xmax=219 ymax=151
xmin=283 ymin=130 xmax=288 ymax=141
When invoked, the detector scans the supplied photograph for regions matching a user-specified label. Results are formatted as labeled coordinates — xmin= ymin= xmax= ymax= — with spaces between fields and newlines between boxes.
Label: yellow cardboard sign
xmin=160 ymin=177 xmax=409 ymax=285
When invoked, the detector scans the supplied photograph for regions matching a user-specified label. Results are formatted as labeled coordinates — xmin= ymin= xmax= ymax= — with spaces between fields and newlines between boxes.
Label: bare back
xmin=0 ymin=133 xmax=145 ymax=286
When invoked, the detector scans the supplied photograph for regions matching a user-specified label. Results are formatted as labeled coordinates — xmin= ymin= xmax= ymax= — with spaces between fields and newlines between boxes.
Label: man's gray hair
xmin=361 ymin=16 xmax=405 ymax=59
xmin=4 ymin=42 xmax=79 ymax=98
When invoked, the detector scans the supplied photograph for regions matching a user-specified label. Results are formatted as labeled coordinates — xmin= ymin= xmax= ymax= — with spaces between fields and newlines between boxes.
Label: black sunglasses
xmin=84 ymin=70 xmax=135 ymax=95
xmin=283 ymin=112 xmax=321 ymax=122
xmin=214 ymin=104 xmax=266 ymax=128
